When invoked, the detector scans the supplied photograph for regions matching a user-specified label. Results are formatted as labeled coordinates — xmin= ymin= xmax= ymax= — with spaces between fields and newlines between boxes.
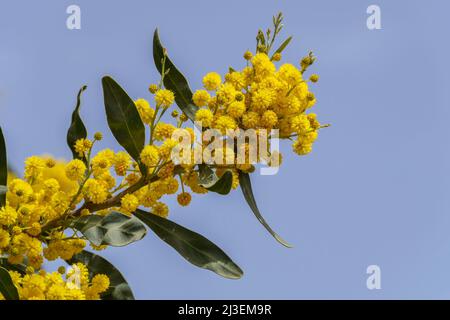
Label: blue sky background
xmin=1 ymin=0 xmax=450 ymax=299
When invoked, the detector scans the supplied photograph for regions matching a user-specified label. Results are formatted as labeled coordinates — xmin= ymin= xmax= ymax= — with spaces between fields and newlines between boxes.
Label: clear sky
xmin=1 ymin=0 xmax=450 ymax=299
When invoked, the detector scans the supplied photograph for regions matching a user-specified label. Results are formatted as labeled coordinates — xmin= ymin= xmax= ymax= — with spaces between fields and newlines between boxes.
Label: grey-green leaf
xmin=134 ymin=209 xmax=243 ymax=279
xmin=71 ymin=212 xmax=147 ymax=247
xmin=0 ymin=267 xmax=19 ymax=300
xmin=0 ymin=127 xmax=7 ymax=207
xmin=67 ymin=85 xmax=88 ymax=160
xmin=271 ymin=36 xmax=292 ymax=59
xmin=67 ymin=250 xmax=134 ymax=300
xmin=0 ymin=186 xmax=6 ymax=196
xmin=239 ymin=172 xmax=292 ymax=248
xmin=203 ymin=171 xmax=233 ymax=195
xmin=153 ymin=29 xmax=198 ymax=121
xmin=102 ymin=76 xmax=145 ymax=164
xmin=198 ymin=165 xmax=232 ymax=195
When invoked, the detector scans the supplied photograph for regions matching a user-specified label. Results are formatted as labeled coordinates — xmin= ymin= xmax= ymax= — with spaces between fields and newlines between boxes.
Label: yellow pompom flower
xmin=202 ymin=72 xmax=222 ymax=91
xmin=0 ymin=229 xmax=11 ymax=248
xmin=113 ymin=151 xmax=131 ymax=176
xmin=292 ymin=139 xmax=313 ymax=156
xmin=195 ymin=109 xmax=214 ymax=127
xmin=82 ymin=179 xmax=108 ymax=204
xmin=74 ymin=139 xmax=92 ymax=157
xmin=159 ymin=139 xmax=178 ymax=160
xmin=152 ymin=202 xmax=169 ymax=218
xmin=140 ymin=145 xmax=159 ymax=167
xmin=153 ymin=123 xmax=176 ymax=141
xmin=192 ymin=90 xmax=211 ymax=107
xmin=260 ymin=110 xmax=278 ymax=128
xmin=242 ymin=111 xmax=260 ymax=129
xmin=251 ymin=53 xmax=275 ymax=79
xmin=135 ymin=98 xmax=155 ymax=124
xmin=177 ymin=192 xmax=192 ymax=206
xmin=65 ymin=159 xmax=86 ymax=181
xmin=24 ymin=156 xmax=46 ymax=182
xmin=154 ymin=89 xmax=175 ymax=108
xmin=91 ymin=274 xmax=110 ymax=293
xmin=214 ymin=115 xmax=237 ymax=134
xmin=227 ymin=101 xmax=246 ymax=119
xmin=120 ymin=194 xmax=139 ymax=213
xmin=290 ymin=114 xmax=311 ymax=134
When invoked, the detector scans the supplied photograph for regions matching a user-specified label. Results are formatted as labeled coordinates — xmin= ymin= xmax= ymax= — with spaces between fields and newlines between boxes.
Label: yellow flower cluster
xmin=194 ymin=50 xmax=323 ymax=161
xmin=0 ymin=263 xmax=109 ymax=300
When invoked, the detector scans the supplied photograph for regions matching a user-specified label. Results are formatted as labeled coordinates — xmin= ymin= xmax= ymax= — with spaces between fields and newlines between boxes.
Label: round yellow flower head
xmin=74 ymin=138 xmax=92 ymax=157
xmin=120 ymin=194 xmax=139 ymax=213
xmin=113 ymin=151 xmax=131 ymax=176
xmin=65 ymin=159 xmax=86 ymax=181
xmin=82 ymin=179 xmax=108 ymax=204
xmin=140 ymin=145 xmax=159 ymax=167
xmin=202 ymin=72 xmax=222 ymax=91
xmin=195 ymin=109 xmax=214 ymax=128
xmin=155 ymin=89 xmax=175 ymax=108
xmin=214 ymin=115 xmax=237 ymax=134
xmin=24 ymin=156 xmax=46 ymax=182
xmin=227 ymin=101 xmax=246 ymax=119
xmin=260 ymin=110 xmax=278 ymax=128
xmin=192 ymin=90 xmax=211 ymax=107
xmin=135 ymin=98 xmax=155 ymax=124
xmin=152 ymin=201 xmax=169 ymax=218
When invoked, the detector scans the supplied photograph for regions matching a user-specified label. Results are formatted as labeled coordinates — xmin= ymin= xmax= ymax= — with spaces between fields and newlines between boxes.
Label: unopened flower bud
xmin=148 ymin=84 xmax=158 ymax=94
xmin=94 ymin=132 xmax=103 ymax=141
xmin=244 ymin=51 xmax=253 ymax=60
xmin=309 ymin=74 xmax=319 ymax=83
xmin=272 ymin=53 xmax=282 ymax=61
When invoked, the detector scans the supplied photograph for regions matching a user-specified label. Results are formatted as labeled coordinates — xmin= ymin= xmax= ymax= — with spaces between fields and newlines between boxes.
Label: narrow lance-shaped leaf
xmin=134 ymin=209 xmax=243 ymax=279
xmin=70 ymin=211 xmax=147 ymax=247
xmin=271 ymin=36 xmax=292 ymax=59
xmin=0 ymin=127 xmax=7 ymax=207
xmin=67 ymin=250 xmax=134 ymax=300
xmin=102 ymin=76 xmax=146 ymax=165
xmin=0 ymin=267 xmax=19 ymax=300
xmin=67 ymin=85 xmax=88 ymax=160
xmin=239 ymin=172 xmax=292 ymax=248
xmin=153 ymin=29 xmax=198 ymax=121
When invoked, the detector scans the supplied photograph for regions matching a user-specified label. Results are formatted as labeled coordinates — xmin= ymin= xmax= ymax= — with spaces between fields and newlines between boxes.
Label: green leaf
xmin=0 ymin=258 xmax=27 ymax=275
xmin=239 ymin=172 xmax=292 ymax=248
xmin=0 ymin=186 xmax=6 ymax=195
xmin=67 ymin=250 xmax=134 ymax=300
xmin=153 ymin=29 xmax=198 ymax=121
xmin=0 ymin=127 xmax=7 ymax=207
xmin=203 ymin=171 xmax=233 ymax=195
xmin=67 ymin=85 xmax=88 ymax=160
xmin=102 ymin=76 xmax=146 ymax=164
xmin=198 ymin=165 xmax=233 ymax=195
xmin=134 ymin=209 xmax=243 ymax=279
xmin=271 ymin=36 xmax=292 ymax=59
xmin=71 ymin=212 xmax=147 ymax=247
xmin=0 ymin=267 xmax=19 ymax=300
xmin=198 ymin=164 xmax=215 ymax=185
